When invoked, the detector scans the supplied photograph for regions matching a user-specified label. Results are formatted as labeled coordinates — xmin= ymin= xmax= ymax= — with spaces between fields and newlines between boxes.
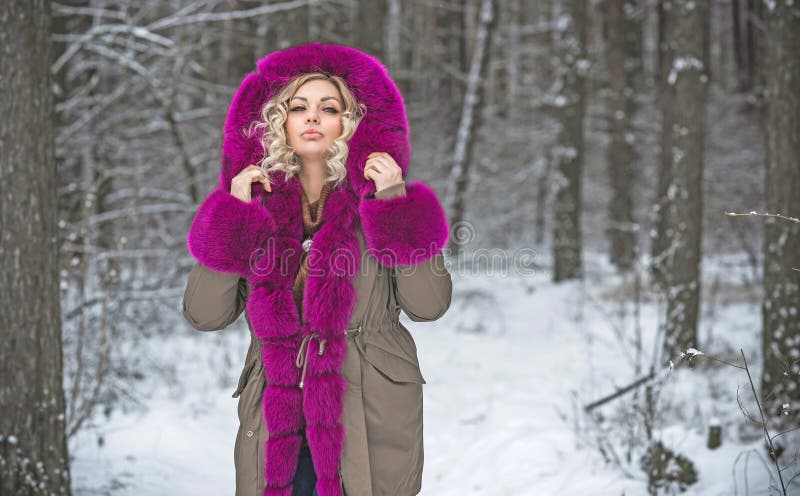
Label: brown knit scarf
xmin=292 ymin=181 xmax=333 ymax=324
xmin=291 ymin=181 xmax=332 ymax=449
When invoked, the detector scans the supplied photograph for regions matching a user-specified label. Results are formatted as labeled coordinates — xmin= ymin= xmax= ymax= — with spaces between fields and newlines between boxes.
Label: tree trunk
xmin=386 ymin=0 xmax=401 ymax=71
xmin=744 ymin=0 xmax=756 ymax=91
xmin=651 ymin=0 xmax=673 ymax=287
xmin=551 ymin=0 xmax=588 ymax=282
xmin=0 ymin=1 xmax=72 ymax=494
xmin=263 ymin=3 xmax=309 ymax=54
xmin=505 ymin=0 xmax=521 ymax=119
xmin=385 ymin=0 xmax=410 ymax=96
xmin=732 ymin=0 xmax=743 ymax=82
xmin=445 ymin=0 xmax=496 ymax=258
xmin=411 ymin=0 xmax=435 ymax=104
xmin=661 ymin=0 xmax=708 ymax=358
xmin=760 ymin=0 xmax=800 ymax=429
xmin=603 ymin=0 xmax=641 ymax=271
xmin=355 ymin=0 xmax=387 ymax=58
xmin=436 ymin=1 xmax=470 ymax=114
xmin=711 ymin=0 xmax=730 ymax=92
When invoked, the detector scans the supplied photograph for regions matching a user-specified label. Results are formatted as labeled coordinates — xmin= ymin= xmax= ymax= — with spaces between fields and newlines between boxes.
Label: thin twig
xmin=704 ymin=354 xmax=746 ymax=370
xmin=736 ymin=385 xmax=761 ymax=425
xmin=771 ymin=424 xmax=800 ymax=441
xmin=740 ymin=349 xmax=788 ymax=496
xmin=725 ymin=211 xmax=800 ymax=224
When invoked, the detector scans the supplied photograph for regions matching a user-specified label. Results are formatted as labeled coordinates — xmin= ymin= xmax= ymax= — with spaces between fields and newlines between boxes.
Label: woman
xmin=182 ymin=43 xmax=452 ymax=496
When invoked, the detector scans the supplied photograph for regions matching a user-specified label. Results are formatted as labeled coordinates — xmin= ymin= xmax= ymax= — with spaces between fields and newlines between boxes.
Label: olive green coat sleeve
xmin=392 ymin=253 xmax=452 ymax=321
xmin=182 ymin=262 xmax=248 ymax=331
xmin=375 ymin=181 xmax=453 ymax=322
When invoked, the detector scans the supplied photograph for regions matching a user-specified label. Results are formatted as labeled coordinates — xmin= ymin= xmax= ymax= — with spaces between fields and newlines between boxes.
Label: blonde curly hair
xmin=247 ymin=72 xmax=366 ymax=189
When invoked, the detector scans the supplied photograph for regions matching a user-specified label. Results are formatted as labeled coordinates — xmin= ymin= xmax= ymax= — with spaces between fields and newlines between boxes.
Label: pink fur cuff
xmin=359 ymin=181 xmax=450 ymax=267
xmin=187 ymin=188 xmax=277 ymax=276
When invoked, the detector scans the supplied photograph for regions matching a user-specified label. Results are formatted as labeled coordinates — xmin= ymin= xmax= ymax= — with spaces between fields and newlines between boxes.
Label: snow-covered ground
xmin=69 ymin=254 xmax=797 ymax=495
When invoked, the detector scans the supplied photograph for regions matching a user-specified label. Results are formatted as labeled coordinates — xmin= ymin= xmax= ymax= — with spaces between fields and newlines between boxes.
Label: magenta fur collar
xmin=186 ymin=43 xmax=449 ymax=496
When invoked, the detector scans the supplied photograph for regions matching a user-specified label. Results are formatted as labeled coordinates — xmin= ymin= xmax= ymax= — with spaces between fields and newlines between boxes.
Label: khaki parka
xmin=182 ymin=185 xmax=452 ymax=496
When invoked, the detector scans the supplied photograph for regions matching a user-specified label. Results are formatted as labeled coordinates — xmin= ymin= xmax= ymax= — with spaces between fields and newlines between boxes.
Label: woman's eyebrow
xmin=290 ymin=96 xmax=342 ymax=105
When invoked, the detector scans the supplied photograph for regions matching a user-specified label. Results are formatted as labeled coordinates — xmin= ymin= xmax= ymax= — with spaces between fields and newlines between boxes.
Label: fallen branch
xmin=584 ymin=370 xmax=656 ymax=412
xmin=584 ymin=349 xmax=743 ymax=413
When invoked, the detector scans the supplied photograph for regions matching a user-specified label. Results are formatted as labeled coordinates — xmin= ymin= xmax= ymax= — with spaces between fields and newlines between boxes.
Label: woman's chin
xmin=295 ymin=149 xmax=328 ymax=163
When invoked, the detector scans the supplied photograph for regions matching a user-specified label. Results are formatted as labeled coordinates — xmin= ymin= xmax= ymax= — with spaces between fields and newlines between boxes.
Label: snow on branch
xmin=667 ymin=56 xmax=704 ymax=85
xmin=725 ymin=211 xmax=800 ymax=224
xmin=146 ymin=0 xmax=312 ymax=31
xmin=52 ymin=24 xmax=174 ymax=74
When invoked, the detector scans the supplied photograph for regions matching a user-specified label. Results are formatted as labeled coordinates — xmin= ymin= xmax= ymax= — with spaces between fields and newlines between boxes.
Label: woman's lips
xmin=302 ymin=131 xmax=322 ymax=138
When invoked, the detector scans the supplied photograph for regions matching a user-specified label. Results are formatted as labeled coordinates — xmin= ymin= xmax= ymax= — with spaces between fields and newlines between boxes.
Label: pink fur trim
xmin=359 ymin=181 xmax=450 ymax=267
xmin=187 ymin=189 xmax=276 ymax=276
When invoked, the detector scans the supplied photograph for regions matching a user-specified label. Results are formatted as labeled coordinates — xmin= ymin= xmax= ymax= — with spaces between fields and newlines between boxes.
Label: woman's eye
xmin=290 ymin=106 xmax=338 ymax=113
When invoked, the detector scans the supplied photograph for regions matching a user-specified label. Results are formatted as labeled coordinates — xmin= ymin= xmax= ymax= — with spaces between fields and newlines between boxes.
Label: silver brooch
xmin=302 ymin=238 xmax=313 ymax=252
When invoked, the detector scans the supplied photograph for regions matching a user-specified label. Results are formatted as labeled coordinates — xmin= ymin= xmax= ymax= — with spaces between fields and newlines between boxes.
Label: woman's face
xmin=285 ymin=79 xmax=344 ymax=162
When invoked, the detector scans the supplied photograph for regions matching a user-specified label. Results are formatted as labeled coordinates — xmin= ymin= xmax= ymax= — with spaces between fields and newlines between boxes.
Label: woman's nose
xmin=306 ymin=111 xmax=319 ymax=124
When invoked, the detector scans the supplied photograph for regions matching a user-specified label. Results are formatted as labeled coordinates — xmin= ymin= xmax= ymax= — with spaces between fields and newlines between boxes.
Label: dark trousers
xmin=292 ymin=442 xmax=318 ymax=496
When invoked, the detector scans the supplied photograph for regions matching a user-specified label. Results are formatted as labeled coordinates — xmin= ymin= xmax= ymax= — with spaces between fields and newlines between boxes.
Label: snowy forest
xmin=1 ymin=0 xmax=799 ymax=495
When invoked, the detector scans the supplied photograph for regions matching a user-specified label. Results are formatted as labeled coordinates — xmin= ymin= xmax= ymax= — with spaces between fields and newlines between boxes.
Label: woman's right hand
xmin=230 ymin=165 xmax=272 ymax=202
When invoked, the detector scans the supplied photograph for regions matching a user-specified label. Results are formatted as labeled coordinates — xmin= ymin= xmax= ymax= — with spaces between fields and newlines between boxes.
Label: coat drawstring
xmin=296 ymin=333 xmax=326 ymax=389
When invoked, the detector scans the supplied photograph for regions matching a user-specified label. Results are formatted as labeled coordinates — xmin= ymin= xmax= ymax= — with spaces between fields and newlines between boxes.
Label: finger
xmin=367 ymin=159 xmax=387 ymax=172
xmin=373 ymin=156 xmax=396 ymax=170
xmin=368 ymin=153 xmax=390 ymax=165
xmin=382 ymin=162 xmax=401 ymax=179
xmin=239 ymin=166 xmax=269 ymax=190
xmin=375 ymin=152 xmax=394 ymax=163
xmin=263 ymin=177 xmax=272 ymax=188
xmin=364 ymin=161 xmax=383 ymax=178
xmin=379 ymin=156 xmax=399 ymax=171
xmin=375 ymin=162 xmax=395 ymax=177
xmin=234 ymin=167 xmax=262 ymax=183
xmin=249 ymin=172 xmax=269 ymax=187
xmin=256 ymin=173 xmax=272 ymax=190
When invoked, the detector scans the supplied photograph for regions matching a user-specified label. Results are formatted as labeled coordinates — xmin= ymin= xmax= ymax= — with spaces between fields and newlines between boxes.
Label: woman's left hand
xmin=364 ymin=152 xmax=403 ymax=192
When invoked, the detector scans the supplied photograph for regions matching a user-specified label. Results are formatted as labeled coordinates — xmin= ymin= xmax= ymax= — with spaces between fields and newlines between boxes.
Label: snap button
xmin=246 ymin=430 xmax=254 ymax=438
